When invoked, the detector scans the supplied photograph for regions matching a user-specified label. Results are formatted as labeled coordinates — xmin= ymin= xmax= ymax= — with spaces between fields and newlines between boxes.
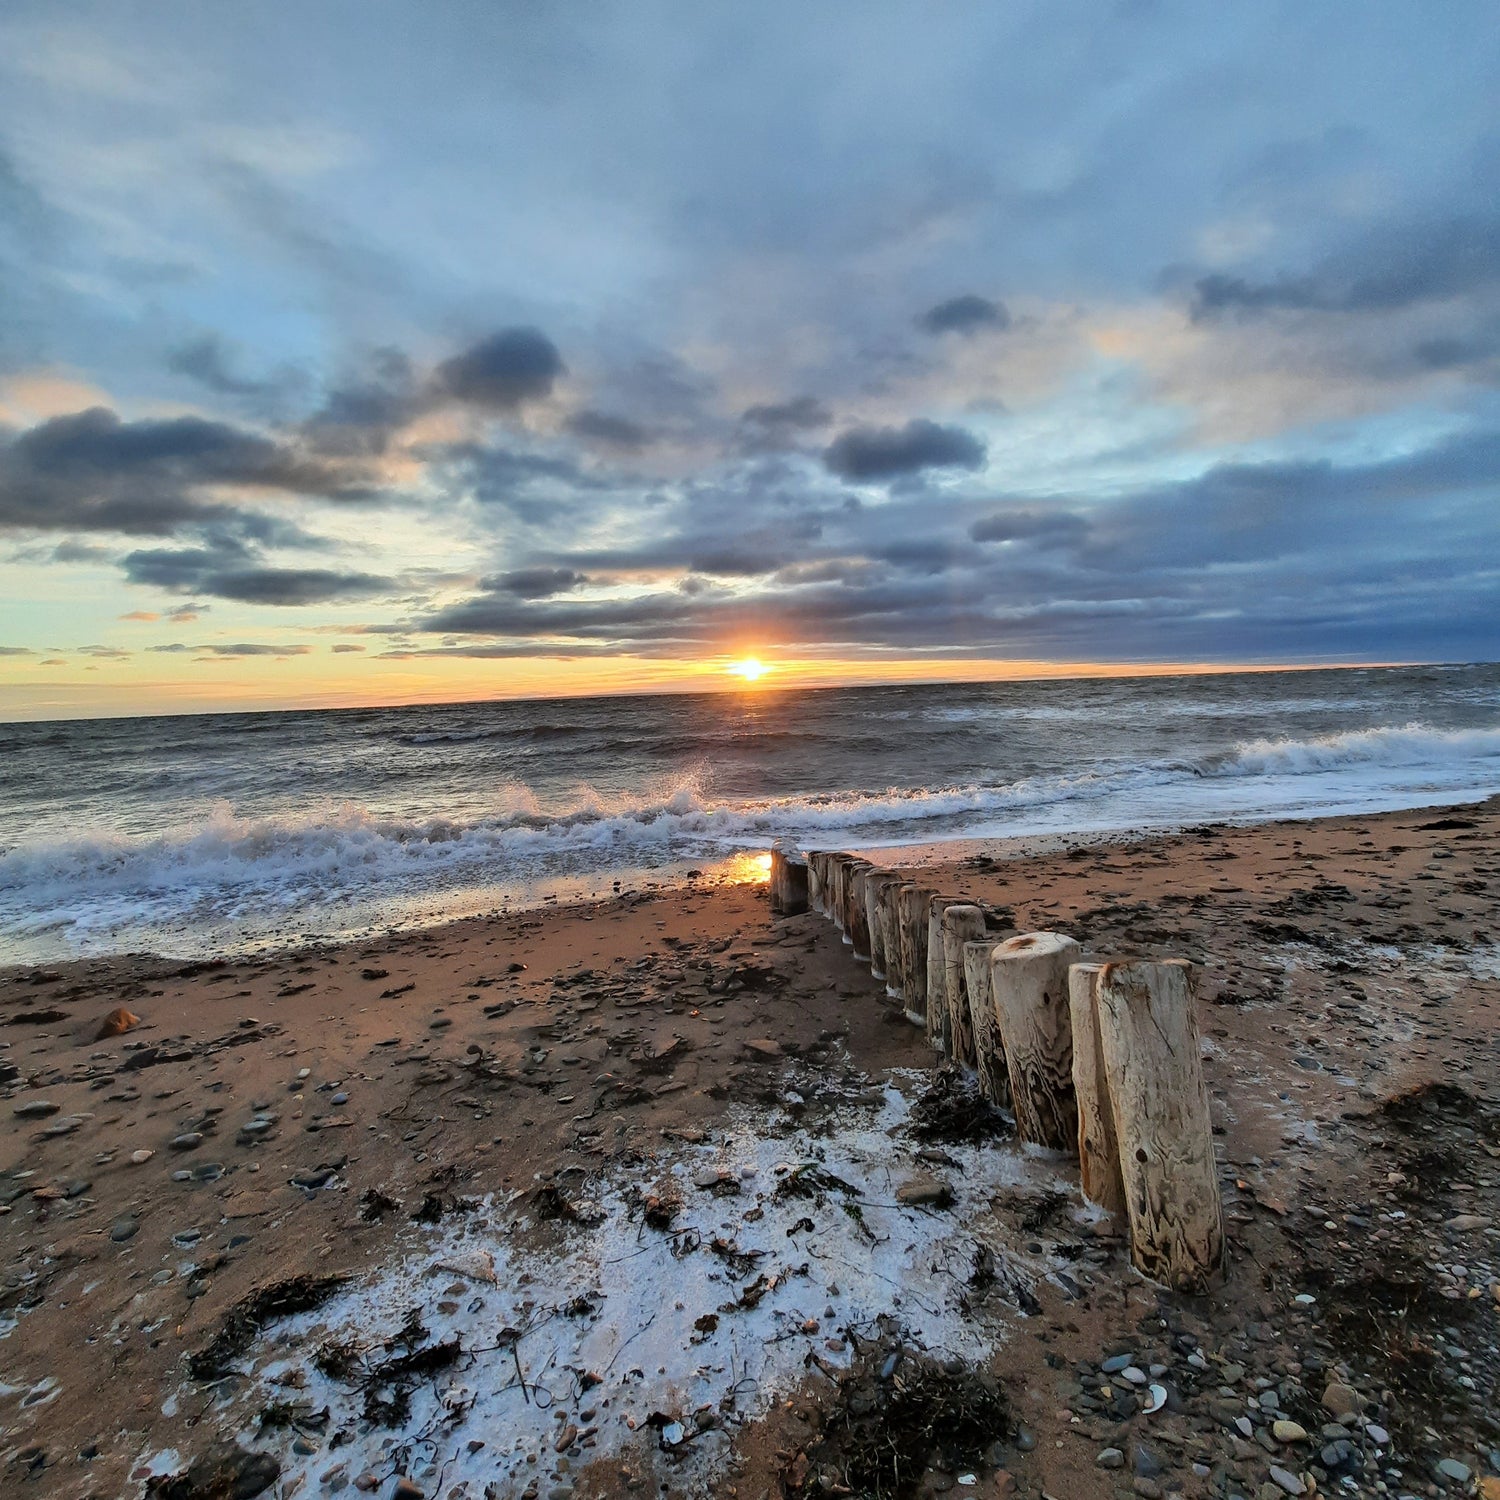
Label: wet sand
xmin=2 ymin=799 xmax=1498 ymax=1500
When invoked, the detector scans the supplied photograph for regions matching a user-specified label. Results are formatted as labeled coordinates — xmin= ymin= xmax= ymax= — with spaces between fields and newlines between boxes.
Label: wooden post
xmin=941 ymin=905 xmax=987 ymax=1068
xmin=768 ymin=848 xmax=809 ymax=916
xmin=878 ymin=881 xmax=912 ymax=1000
xmin=962 ymin=941 xmax=1010 ymax=1105
xmin=988 ymin=932 xmax=1081 ymax=1149
xmin=807 ymin=851 xmax=826 ymax=916
xmin=898 ymin=883 xmax=932 ymax=1027
xmin=864 ymin=872 xmax=900 ymax=982
xmin=846 ymin=861 xmax=873 ymax=961
xmin=925 ymin=896 xmax=957 ymax=1052
xmin=826 ymin=856 xmax=849 ymax=939
xmin=1094 ymin=959 xmax=1224 ymax=1292
xmin=1068 ymin=963 xmax=1126 ymax=1216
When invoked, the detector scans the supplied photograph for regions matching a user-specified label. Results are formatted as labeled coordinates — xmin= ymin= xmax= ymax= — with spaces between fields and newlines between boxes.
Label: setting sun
xmin=728 ymin=657 xmax=769 ymax=683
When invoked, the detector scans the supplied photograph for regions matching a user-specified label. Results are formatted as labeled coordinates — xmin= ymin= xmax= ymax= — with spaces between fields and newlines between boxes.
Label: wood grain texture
xmin=1068 ymin=962 xmax=1126 ymax=1216
xmin=878 ymin=880 xmax=912 ymax=1001
xmin=940 ymin=905 xmax=987 ymax=1068
xmin=925 ymin=897 xmax=957 ymax=1052
xmin=962 ymin=940 xmax=1009 ymax=1104
xmin=898 ymin=882 xmax=933 ymax=1027
xmin=1095 ymin=958 xmax=1225 ymax=1292
xmin=846 ymin=861 xmax=873 ymax=960
xmin=768 ymin=849 xmax=809 ymax=916
xmin=989 ymin=931 xmax=1081 ymax=1148
xmin=863 ymin=870 xmax=899 ymax=981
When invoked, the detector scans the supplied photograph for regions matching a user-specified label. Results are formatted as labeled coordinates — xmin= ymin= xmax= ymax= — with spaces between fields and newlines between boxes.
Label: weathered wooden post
xmin=897 ymin=883 xmax=933 ymax=1027
xmin=807 ymin=851 xmax=826 ymax=916
xmin=826 ymin=855 xmax=850 ymax=938
xmin=941 ymin=905 xmax=987 ymax=1068
xmin=846 ymin=861 xmax=873 ymax=961
xmin=864 ymin=871 xmax=900 ymax=983
xmin=1094 ymin=959 xmax=1224 ymax=1291
xmin=988 ymin=932 xmax=1081 ymax=1149
xmin=878 ymin=880 xmax=913 ymax=1000
xmin=1068 ymin=963 xmax=1126 ymax=1216
xmin=769 ymin=848 xmax=809 ymax=916
xmin=962 ymin=940 xmax=1009 ymax=1104
xmin=925 ymin=896 xmax=958 ymax=1052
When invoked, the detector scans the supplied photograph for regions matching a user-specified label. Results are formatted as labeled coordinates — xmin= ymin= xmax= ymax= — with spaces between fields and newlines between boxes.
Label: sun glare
xmin=728 ymin=657 xmax=768 ymax=683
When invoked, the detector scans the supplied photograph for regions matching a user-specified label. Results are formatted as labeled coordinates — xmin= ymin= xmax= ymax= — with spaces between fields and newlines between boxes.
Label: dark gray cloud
xmin=330 ymin=642 xmax=365 ymax=652
xmin=823 ymin=419 xmax=987 ymax=481
xmin=487 ymin=567 xmax=588 ymax=598
xmin=122 ymin=540 xmax=395 ymax=605
xmin=167 ymin=333 xmax=294 ymax=399
xmin=196 ymin=642 xmax=312 ymax=657
xmin=432 ymin=328 xmax=565 ymax=410
xmin=565 ymin=410 xmax=650 ymax=450
xmin=0 ymin=406 xmax=368 ymax=537
xmin=741 ymin=395 xmax=832 ymax=429
xmin=918 ymin=294 xmax=1010 ymax=336
xmin=970 ymin=508 xmax=1088 ymax=545
xmin=1190 ymin=215 xmax=1500 ymax=321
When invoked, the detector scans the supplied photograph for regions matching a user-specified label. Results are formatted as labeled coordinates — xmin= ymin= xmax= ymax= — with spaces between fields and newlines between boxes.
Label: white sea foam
xmin=1 ymin=721 xmax=1494 ymax=959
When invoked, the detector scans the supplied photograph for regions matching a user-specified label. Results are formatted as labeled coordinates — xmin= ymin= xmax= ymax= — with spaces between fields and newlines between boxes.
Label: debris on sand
xmin=187 ymin=1276 xmax=350 ymax=1381
xmin=906 ymin=1069 xmax=1012 ymax=1145
xmin=783 ymin=1319 xmax=1010 ymax=1499
xmin=146 ymin=1440 xmax=279 ymax=1500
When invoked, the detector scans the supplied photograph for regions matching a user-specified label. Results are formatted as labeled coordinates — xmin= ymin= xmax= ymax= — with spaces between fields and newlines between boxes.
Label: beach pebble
xmin=1101 ymin=1353 xmax=1134 ymax=1374
xmin=130 ymin=1149 xmax=154 ymax=1165
xmin=14 ymin=1100 xmax=60 ymax=1119
xmin=1321 ymin=1381 xmax=1360 ymax=1418
xmin=1272 ymin=1420 xmax=1308 ymax=1443
xmin=1436 ymin=1459 xmax=1472 ymax=1485
xmin=110 ymin=1216 xmax=139 ymax=1242
xmin=170 ymin=1132 xmax=203 ymax=1151
xmin=895 ymin=1174 xmax=954 ymax=1208
xmin=1268 ymin=1465 xmax=1305 ymax=1496
xmin=1097 ymin=1448 xmax=1125 ymax=1469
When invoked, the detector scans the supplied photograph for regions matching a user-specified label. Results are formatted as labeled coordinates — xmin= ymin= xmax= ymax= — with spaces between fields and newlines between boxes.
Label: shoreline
xmin=6 ymin=785 xmax=1496 ymax=974
xmin=1 ymin=796 xmax=1497 ymax=1499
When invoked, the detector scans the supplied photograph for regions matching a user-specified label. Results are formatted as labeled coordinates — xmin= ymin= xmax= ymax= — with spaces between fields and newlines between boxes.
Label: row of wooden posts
xmin=768 ymin=846 xmax=1225 ymax=1294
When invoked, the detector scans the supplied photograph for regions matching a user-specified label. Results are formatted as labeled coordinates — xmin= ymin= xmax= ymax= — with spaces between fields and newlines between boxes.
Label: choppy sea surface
xmin=1 ymin=663 xmax=1496 ymax=963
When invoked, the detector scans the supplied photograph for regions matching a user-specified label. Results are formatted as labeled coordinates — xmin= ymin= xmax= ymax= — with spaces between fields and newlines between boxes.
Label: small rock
xmin=1097 ymin=1448 xmax=1125 ymax=1469
xmin=13 ymin=1100 xmax=59 ymax=1119
xmin=1268 ymin=1465 xmax=1305 ymax=1496
xmin=1101 ymin=1354 xmax=1135 ymax=1374
xmin=95 ymin=1007 xmax=139 ymax=1040
xmin=895 ymin=1174 xmax=954 ymax=1208
xmin=1443 ymin=1214 xmax=1493 ymax=1232
xmin=130 ymin=1149 xmax=154 ymax=1165
xmin=1321 ymin=1381 xmax=1360 ymax=1418
xmin=743 ymin=1038 xmax=782 ymax=1056
xmin=1436 ymin=1459 xmax=1472 ymax=1485
xmin=1364 ymin=1423 xmax=1389 ymax=1446
xmin=1272 ymin=1421 xmax=1308 ymax=1444
xmin=170 ymin=1132 xmax=203 ymax=1151
xmin=110 ymin=1216 xmax=139 ymax=1242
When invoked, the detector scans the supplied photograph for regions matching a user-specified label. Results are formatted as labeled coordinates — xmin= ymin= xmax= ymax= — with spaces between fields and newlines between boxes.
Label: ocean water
xmin=1 ymin=663 xmax=1496 ymax=963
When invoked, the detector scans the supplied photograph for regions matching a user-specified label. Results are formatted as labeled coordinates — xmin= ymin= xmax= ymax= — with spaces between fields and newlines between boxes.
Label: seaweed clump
xmin=187 ymin=1275 xmax=349 ymax=1381
xmin=783 ymin=1321 xmax=1010 ymax=1499
xmin=907 ymin=1069 xmax=1011 ymax=1146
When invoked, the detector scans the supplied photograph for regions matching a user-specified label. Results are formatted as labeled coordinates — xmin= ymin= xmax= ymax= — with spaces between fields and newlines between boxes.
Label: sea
xmin=1 ymin=663 xmax=1497 ymax=964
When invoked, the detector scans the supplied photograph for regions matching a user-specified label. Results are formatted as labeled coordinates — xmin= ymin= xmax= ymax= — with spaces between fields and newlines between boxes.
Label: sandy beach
xmin=2 ymin=799 xmax=1498 ymax=1500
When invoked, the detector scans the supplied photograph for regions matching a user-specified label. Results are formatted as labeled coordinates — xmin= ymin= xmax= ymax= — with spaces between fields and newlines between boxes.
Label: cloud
xmin=487 ymin=567 xmax=588 ymax=598
xmin=0 ymin=406 xmax=369 ymax=536
xmin=823 ymin=419 xmax=987 ymax=481
xmin=432 ymin=328 xmax=565 ymax=410
xmin=166 ymin=333 xmax=293 ymax=399
xmin=118 ymin=609 xmax=158 ymax=621
xmin=0 ymin=645 xmax=35 ymax=656
xmin=565 ymin=410 xmax=650 ymax=450
xmin=123 ymin=549 xmax=396 ymax=605
xmin=918 ymin=294 xmax=1010 ymax=336
xmin=150 ymin=641 xmax=309 ymax=657
xmin=330 ymin=642 xmax=365 ymax=652
xmin=970 ymin=508 xmax=1087 ymax=545
xmin=167 ymin=602 xmax=205 ymax=622
xmin=740 ymin=395 xmax=832 ymax=429
xmin=1190 ymin=215 xmax=1500 ymax=321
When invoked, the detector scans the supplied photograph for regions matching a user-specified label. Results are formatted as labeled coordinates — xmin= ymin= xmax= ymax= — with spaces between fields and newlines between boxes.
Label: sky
xmin=1 ymin=1 xmax=1497 ymax=719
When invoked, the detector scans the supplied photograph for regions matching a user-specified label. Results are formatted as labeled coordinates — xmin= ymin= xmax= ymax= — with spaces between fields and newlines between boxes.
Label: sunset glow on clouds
xmin=1 ymin=3 xmax=1497 ymax=718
